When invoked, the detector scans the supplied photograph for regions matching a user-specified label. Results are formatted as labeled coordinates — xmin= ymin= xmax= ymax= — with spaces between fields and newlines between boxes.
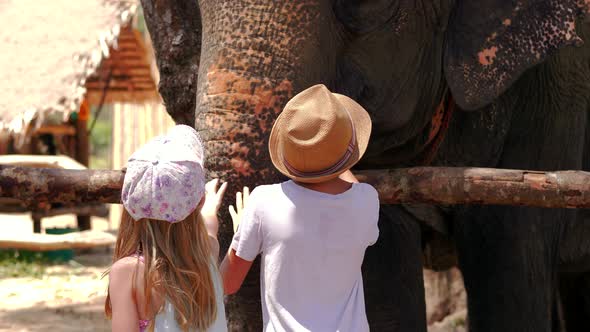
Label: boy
xmin=221 ymin=84 xmax=380 ymax=331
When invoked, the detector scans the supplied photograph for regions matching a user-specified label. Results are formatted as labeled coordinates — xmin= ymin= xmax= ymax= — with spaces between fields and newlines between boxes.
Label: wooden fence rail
xmin=1 ymin=165 xmax=590 ymax=209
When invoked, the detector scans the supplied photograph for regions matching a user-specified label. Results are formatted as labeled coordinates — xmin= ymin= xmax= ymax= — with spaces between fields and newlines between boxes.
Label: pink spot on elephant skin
xmin=231 ymin=157 xmax=254 ymax=177
xmin=565 ymin=21 xmax=575 ymax=40
xmin=478 ymin=46 xmax=499 ymax=66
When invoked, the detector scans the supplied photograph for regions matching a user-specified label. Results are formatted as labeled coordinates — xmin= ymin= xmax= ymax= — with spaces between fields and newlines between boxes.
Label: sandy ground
xmin=0 ymin=213 xmax=112 ymax=332
xmin=0 ymin=212 xmax=467 ymax=331
xmin=0 ymin=258 xmax=110 ymax=332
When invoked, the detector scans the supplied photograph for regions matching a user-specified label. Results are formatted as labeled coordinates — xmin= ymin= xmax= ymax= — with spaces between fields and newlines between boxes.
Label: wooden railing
xmin=1 ymin=165 xmax=590 ymax=209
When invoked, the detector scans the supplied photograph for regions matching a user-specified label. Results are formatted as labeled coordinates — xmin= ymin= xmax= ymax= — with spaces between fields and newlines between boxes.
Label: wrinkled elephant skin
xmin=187 ymin=0 xmax=590 ymax=331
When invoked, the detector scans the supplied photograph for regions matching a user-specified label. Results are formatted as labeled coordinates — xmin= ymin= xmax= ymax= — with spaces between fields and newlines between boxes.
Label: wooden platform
xmin=0 ymin=230 xmax=116 ymax=251
xmin=0 ymin=154 xmax=86 ymax=169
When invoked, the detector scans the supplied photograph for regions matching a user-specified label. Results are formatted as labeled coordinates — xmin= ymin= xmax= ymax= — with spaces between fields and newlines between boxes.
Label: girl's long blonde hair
xmin=105 ymin=208 xmax=217 ymax=331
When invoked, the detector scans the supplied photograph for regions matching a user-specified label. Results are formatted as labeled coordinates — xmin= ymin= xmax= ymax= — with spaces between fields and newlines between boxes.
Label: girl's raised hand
xmin=201 ymin=179 xmax=227 ymax=227
xmin=229 ymin=186 xmax=249 ymax=233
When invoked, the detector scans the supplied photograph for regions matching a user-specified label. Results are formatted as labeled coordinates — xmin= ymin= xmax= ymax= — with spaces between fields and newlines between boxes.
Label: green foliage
xmin=452 ymin=317 xmax=466 ymax=327
xmin=0 ymin=250 xmax=49 ymax=279
xmin=89 ymin=107 xmax=113 ymax=169
xmin=136 ymin=6 xmax=147 ymax=34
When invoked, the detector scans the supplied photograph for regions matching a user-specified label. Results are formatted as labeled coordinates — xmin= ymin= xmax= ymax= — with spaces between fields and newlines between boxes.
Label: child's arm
xmin=220 ymin=248 xmax=253 ymax=295
xmin=220 ymin=187 xmax=256 ymax=295
xmin=201 ymin=179 xmax=228 ymax=260
xmin=109 ymin=259 xmax=141 ymax=332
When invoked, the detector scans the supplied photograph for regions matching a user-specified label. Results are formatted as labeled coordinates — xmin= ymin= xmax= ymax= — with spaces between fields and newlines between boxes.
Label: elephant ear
xmin=444 ymin=0 xmax=589 ymax=110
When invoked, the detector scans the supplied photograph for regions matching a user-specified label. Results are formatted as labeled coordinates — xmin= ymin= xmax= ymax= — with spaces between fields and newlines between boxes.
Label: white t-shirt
xmin=230 ymin=180 xmax=380 ymax=332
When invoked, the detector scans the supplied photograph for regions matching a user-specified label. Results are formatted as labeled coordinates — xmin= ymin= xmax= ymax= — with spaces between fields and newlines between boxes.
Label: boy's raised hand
xmin=229 ymin=186 xmax=249 ymax=233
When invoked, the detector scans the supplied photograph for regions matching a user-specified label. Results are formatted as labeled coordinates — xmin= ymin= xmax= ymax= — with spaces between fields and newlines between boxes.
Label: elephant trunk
xmin=195 ymin=1 xmax=334 ymax=329
xmin=196 ymin=0 xmax=334 ymax=227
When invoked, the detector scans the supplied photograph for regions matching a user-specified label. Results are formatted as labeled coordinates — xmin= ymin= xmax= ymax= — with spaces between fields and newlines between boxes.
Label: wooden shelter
xmin=85 ymin=23 xmax=159 ymax=105
xmin=0 ymin=0 xmax=174 ymax=234
xmin=0 ymin=0 xmax=134 ymax=156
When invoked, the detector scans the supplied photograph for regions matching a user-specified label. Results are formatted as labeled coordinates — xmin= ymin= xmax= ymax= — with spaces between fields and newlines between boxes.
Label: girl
xmin=105 ymin=125 xmax=228 ymax=332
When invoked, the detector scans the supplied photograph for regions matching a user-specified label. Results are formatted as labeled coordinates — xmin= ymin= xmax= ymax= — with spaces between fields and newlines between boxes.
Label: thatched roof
xmin=0 ymin=0 xmax=137 ymax=147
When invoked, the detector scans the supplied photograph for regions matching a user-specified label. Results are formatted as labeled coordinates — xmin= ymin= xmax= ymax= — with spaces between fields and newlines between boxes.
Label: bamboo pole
xmin=1 ymin=166 xmax=590 ymax=209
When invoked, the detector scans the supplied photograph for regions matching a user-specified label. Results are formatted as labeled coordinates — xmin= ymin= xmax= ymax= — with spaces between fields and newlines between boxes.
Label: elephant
xmin=140 ymin=0 xmax=590 ymax=331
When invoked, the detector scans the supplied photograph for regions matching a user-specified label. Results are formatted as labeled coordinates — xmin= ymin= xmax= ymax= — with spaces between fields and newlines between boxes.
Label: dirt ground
xmin=0 ymin=212 xmax=467 ymax=331
xmin=0 ymin=213 xmax=112 ymax=332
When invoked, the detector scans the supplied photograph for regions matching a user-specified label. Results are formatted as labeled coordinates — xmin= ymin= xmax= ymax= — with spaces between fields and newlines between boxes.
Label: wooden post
xmin=32 ymin=216 xmax=41 ymax=233
xmin=75 ymin=99 xmax=91 ymax=231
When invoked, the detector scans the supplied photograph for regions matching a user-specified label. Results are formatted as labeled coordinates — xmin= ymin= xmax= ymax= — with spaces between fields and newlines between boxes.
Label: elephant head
xmin=141 ymin=0 xmax=590 ymax=330
xmin=193 ymin=0 xmax=590 ymax=188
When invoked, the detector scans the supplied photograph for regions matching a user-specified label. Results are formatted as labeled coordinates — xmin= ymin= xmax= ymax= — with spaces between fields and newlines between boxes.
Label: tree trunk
xmin=139 ymin=0 xmax=202 ymax=126
xmin=2 ymin=166 xmax=590 ymax=209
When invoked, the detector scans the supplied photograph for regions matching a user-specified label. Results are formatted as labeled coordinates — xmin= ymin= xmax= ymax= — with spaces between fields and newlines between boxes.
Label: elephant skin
xmin=140 ymin=0 xmax=590 ymax=331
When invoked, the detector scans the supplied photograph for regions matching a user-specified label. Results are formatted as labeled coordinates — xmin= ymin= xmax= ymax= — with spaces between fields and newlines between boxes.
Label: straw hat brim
xmin=269 ymin=93 xmax=372 ymax=183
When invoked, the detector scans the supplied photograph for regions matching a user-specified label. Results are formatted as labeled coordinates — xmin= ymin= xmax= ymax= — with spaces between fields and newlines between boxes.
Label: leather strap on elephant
xmin=415 ymin=92 xmax=455 ymax=165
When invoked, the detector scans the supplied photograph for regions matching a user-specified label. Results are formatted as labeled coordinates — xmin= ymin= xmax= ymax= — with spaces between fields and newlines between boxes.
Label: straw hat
xmin=269 ymin=84 xmax=372 ymax=183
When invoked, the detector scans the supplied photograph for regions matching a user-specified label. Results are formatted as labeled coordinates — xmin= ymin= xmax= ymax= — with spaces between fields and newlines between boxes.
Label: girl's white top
xmin=153 ymin=263 xmax=227 ymax=331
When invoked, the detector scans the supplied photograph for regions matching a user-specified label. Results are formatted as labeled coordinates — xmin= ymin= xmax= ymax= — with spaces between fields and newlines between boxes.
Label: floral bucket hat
xmin=121 ymin=125 xmax=206 ymax=223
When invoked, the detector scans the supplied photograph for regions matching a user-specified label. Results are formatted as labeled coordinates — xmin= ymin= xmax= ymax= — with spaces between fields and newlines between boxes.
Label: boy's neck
xmin=294 ymin=177 xmax=353 ymax=195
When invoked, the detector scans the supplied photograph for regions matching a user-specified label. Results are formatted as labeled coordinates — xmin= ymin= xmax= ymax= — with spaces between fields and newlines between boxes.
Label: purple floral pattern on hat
xmin=121 ymin=125 xmax=206 ymax=223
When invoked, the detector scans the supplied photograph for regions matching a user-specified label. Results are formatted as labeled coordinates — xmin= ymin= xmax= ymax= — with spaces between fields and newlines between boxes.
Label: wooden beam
xmin=0 ymin=230 xmax=116 ymax=251
xmin=0 ymin=204 xmax=32 ymax=214
xmin=31 ymin=204 xmax=109 ymax=220
xmin=110 ymin=55 xmax=145 ymax=62
xmin=0 ymin=154 xmax=86 ymax=169
xmin=33 ymin=124 xmax=76 ymax=136
xmin=100 ymin=58 xmax=150 ymax=68
xmin=95 ymin=67 xmax=151 ymax=77
xmin=85 ymin=80 xmax=155 ymax=90
xmin=0 ymin=166 xmax=124 ymax=205
xmin=88 ymin=73 xmax=153 ymax=82
xmin=355 ymin=167 xmax=590 ymax=209
xmin=2 ymin=166 xmax=590 ymax=209
xmin=110 ymin=51 xmax=146 ymax=58
xmin=85 ymin=90 xmax=159 ymax=104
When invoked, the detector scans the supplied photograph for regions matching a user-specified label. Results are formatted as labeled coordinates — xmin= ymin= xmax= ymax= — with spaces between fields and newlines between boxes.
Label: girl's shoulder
xmin=111 ymin=256 xmax=144 ymax=272
xmin=109 ymin=256 xmax=145 ymax=284
xmin=109 ymin=256 xmax=154 ymax=321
